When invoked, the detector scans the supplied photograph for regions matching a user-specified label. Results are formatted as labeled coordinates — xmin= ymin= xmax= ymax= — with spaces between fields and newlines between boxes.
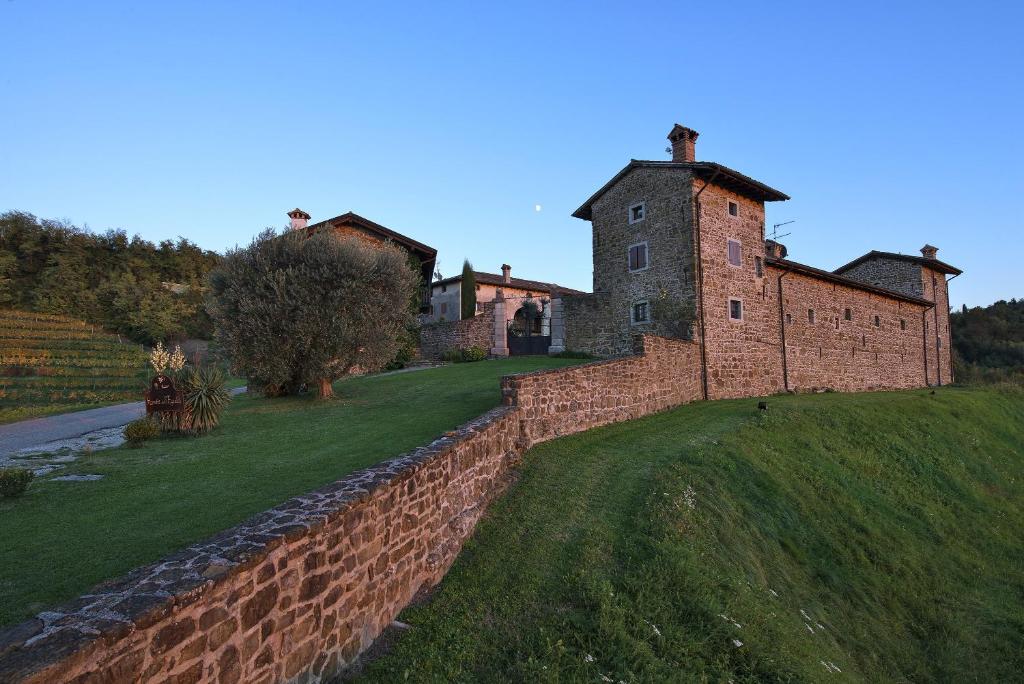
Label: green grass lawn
xmin=0 ymin=357 xmax=581 ymax=627
xmin=360 ymin=387 xmax=1024 ymax=683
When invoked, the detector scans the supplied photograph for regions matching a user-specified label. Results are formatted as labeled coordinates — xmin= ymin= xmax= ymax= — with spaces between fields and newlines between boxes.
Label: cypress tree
xmin=461 ymin=259 xmax=477 ymax=320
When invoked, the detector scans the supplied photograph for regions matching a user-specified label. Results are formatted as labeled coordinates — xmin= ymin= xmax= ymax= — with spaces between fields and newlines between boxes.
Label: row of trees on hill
xmin=0 ymin=211 xmax=221 ymax=344
xmin=951 ymin=298 xmax=1024 ymax=383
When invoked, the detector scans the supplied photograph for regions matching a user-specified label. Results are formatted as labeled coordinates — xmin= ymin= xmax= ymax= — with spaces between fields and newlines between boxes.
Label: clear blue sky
xmin=2 ymin=1 xmax=1021 ymax=308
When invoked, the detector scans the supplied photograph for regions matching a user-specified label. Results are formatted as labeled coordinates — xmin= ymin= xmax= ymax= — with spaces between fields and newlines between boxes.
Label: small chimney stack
xmin=287 ymin=208 xmax=311 ymax=231
xmin=765 ymin=239 xmax=788 ymax=259
xmin=501 ymin=264 xmax=512 ymax=284
xmin=920 ymin=244 xmax=938 ymax=260
xmin=668 ymin=123 xmax=700 ymax=163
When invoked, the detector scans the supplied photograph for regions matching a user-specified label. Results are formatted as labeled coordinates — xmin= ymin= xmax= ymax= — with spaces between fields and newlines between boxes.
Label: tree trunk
xmin=317 ymin=377 xmax=334 ymax=399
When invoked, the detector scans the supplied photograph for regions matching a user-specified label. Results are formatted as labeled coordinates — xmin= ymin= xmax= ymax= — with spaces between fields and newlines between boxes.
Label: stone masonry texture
xmin=0 ymin=335 xmax=701 ymax=684
xmin=418 ymin=302 xmax=495 ymax=361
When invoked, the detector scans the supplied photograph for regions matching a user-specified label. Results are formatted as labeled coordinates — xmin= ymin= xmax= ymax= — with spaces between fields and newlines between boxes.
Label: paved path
xmin=0 ymin=388 xmax=247 ymax=456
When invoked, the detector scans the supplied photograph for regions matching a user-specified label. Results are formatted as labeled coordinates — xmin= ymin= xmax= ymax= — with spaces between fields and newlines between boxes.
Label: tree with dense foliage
xmin=951 ymin=298 xmax=1024 ymax=383
xmin=0 ymin=210 xmax=220 ymax=343
xmin=461 ymin=259 xmax=476 ymax=320
xmin=207 ymin=229 xmax=420 ymax=399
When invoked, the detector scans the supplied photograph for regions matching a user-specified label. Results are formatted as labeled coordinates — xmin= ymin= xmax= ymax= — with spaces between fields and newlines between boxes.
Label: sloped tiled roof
xmin=573 ymin=160 xmax=789 ymax=220
xmin=433 ymin=271 xmax=586 ymax=296
xmin=767 ymin=257 xmax=935 ymax=306
xmin=305 ymin=211 xmax=437 ymax=259
xmin=833 ymin=250 xmax=962 ymax=276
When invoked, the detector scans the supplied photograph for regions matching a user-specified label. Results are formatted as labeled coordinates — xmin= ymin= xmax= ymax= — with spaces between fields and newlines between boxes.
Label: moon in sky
xmin=535 ymin=204 xmax=542 ymax=212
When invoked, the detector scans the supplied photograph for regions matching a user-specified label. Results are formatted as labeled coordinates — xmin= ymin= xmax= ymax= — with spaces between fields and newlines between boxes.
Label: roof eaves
xmin=834 ymin=250 xmax=962 ymax=276
xmin=768 ymin=257 xmax=935 ymax=306
xmin=572 ymin=160 xmax=789 ymax=221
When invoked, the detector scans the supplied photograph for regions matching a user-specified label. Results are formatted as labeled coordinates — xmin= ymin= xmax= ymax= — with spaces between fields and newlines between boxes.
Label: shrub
xmin=207 ymin=229 xmax=420 ymax=399
xmin=123 ymin=417 xmax=161 ymax=445
xmin=181 ymin=365 xmax=231 ymax=433
xmin=0 ymin=468 xmax=34 ymax=497
xmin=442 ymin=346 xmax=488 ymax=363
xmin=462 ymin=346 xmax=487 ymax=362
xmin=441 ymin=348 xmax=463 ymax=363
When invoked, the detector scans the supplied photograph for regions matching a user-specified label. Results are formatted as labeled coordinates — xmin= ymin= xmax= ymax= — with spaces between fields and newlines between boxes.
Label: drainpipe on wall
xmin=692 ymin=170 xmax=720 ymax=401
xmin=777 ymin=269 xmax=791 ymax=391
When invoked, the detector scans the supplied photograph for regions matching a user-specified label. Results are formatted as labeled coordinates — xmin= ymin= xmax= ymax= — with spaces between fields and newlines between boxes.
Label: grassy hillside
xmin=0 ymin=309 xmax=149 ymax=423
xmin=362 ymin=387 xmax=1024 ymax=683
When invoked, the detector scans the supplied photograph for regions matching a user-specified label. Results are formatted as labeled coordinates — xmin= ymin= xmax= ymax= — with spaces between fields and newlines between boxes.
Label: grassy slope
xmin=362 ymin=387 xmax=1024 ymax=683
xmin=0 ymin=357 xmax=581 ymax=627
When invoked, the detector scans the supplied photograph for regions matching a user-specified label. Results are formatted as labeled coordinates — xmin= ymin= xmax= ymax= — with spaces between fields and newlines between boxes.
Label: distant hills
xmin=0 ymin=211 xmax=221 ymax=345
xmin=952 ymin=298 xmax=1024 ymax=383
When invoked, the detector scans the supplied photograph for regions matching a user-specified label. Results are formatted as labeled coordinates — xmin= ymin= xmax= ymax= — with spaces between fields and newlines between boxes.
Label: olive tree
xmin=207 ymin=229 xmax=420 ymax=399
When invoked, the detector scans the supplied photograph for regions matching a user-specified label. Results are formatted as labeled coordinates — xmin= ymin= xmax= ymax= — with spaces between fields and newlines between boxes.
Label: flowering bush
xmin=149 ymin=342 xmax=186 ymax=375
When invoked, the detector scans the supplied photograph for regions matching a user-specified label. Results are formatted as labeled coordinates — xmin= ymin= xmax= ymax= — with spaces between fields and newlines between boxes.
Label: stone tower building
xmin=555 ymin=123 xmax=960 ymax=398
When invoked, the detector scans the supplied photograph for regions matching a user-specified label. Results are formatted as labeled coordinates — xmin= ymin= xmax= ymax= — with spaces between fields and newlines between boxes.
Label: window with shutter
xmin=628 ymin=242 xmax=648 ymax=272
xmin=727 ymin=239 xmax=741 ymax=267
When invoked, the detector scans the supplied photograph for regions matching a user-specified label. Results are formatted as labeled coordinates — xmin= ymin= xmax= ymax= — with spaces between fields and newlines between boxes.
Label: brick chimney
xmin=668 ymin=124 xmax=700 ymax=162
xmin=287 ymin=208 xmax=311 ymax=231
xmin=920 ymin=244 xmax=938 ymax=260
xmin=501 ymin=264 xmax=512 ymax=284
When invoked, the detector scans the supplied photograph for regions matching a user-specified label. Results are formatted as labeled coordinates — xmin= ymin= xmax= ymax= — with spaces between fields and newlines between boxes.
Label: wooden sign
xmin=145 ymin=374 xmax=184 ymax=414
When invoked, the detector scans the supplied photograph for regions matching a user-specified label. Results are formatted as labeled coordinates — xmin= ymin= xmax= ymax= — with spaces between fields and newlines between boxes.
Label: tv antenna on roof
xmin=769 ymin=220 xmax=795 ymax=241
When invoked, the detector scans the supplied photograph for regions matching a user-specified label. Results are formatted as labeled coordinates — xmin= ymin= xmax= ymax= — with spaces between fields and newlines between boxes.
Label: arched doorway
xmin=507 ymin=300 xmax=551 ymax=355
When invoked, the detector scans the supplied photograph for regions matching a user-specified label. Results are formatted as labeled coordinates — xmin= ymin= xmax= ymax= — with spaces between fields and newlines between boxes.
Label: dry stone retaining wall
xmin=0 ymin=335 xmax=701 ymax=684
xmin=418 ymin=302 xmax=495 ymax=361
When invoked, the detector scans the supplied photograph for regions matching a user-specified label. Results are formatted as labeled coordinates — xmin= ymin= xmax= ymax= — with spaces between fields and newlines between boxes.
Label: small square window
xmin=727 ymin=239 xmax=741 ymax=267
xmin=729 ymin=298 xmax=743 ymax=321
xmin=441 ymin=284 xmax=447 ymax=293
xmin=808 ymin=309 xmax=815 ymax=324
xmin=632 ymin=301 xmax=650 ymax=324
xmin=900 ymin=319 xmax=906 ymax=330
xmin=874 ymin=315 xmax=880 ymax=327
xmin=628 ymin=242 xmax=649 ymax=272
xmin=728 ymin=201 xmax=738 ymax=217
xmin=786 ymin=313 xmax=792 ymax=324
xmin=754 ymin=256 xmax=763 ymax=278
xmin=844 ymin=308 xmax=851 ymax=321
xmin=628 ymin=202 xmax=646 ymax=224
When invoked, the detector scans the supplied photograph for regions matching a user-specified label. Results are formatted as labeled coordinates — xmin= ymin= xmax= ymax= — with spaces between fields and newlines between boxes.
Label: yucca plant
xmin=181 ymin=365 xmax=231 ymax=434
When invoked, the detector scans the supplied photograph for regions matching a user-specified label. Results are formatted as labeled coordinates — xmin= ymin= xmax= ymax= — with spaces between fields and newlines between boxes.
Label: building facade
xmin=556 ymin=124 xmax=961 ymax=398
xmin=426 ymin=264 xmax=583 ymax=333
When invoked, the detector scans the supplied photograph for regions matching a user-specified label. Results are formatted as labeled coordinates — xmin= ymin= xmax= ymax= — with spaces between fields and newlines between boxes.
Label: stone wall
xmin=839 ymin=256 xmax=924 ymax=299
xmin=772 ymin=266 xmax=929 ymax=392
xmin=0 ymin=335 xmax=701 ymax=684
xmin=695 ymin=183 xmax=784 ymax=400
xmin=568 ymin=166 xmax=698 ymax=357
xmin=418 ymin=302 xmax=495 ymax=360
xmin=504 ymin=335 xmax=702 ymax=445
xmin=561 ymin=293 xmax=622 ymax=356
xmin=921 ymin=267 xmax=954 ymax=385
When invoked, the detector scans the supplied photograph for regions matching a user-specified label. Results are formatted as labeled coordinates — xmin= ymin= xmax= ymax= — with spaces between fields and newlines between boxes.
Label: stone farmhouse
xmin=426 ymin=264 xmax=583 ymax=327
xmin=286 ymin=208 xmax=438 ymax=312
xmin=548 ymin=123 xmax=961 ymax=398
